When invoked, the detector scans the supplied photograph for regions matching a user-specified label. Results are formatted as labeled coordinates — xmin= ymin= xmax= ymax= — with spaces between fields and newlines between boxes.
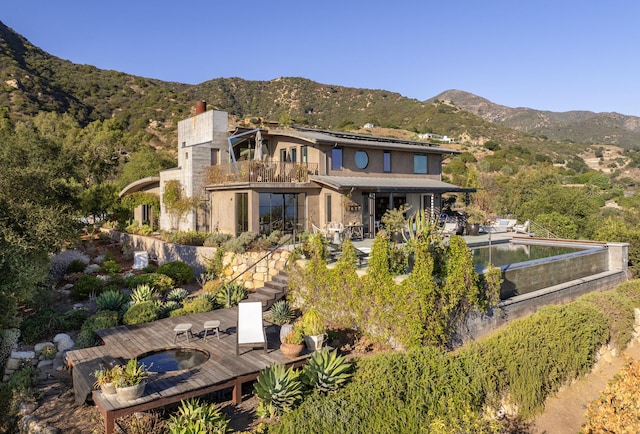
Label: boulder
xmin=52 ymin=334 xmax=70 ymax=344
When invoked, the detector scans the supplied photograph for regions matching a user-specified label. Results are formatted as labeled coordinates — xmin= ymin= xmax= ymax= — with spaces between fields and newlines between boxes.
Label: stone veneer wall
xmin=105 ymin=230 xmax=291 ymax=291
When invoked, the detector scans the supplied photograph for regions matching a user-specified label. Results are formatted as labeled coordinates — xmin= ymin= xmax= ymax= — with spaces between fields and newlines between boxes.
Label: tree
xmin=117 ymin=146 xmax=175 ymax=190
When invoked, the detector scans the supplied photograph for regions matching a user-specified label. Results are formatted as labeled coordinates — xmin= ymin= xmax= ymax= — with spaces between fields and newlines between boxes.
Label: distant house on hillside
xmin=121 ymin=103 xmax=474 ymax=237
xmin=363 ymin=122 xmax=374 ymax=129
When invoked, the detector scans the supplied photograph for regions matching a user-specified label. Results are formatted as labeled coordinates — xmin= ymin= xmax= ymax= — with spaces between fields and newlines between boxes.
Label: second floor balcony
xmin=206 ymin=161 xmax=319 ymax=185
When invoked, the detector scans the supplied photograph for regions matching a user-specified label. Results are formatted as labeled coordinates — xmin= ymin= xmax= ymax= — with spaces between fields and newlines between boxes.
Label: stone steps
xmin=247 ymin=270 xmax=289 ymax=310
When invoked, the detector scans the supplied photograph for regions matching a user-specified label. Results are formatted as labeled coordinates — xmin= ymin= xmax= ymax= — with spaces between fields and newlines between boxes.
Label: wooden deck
xmin=66 ymin=306 xmax=310 ymax=434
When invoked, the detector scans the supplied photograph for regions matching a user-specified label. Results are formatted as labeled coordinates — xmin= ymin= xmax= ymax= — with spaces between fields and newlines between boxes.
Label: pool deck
xmin=66 ymin=307 xmax=310 ymax=434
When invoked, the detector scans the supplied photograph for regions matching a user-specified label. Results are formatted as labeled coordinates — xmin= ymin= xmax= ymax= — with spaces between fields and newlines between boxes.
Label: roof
xmin=118 ymin=176 xmax=160 ymax=197
xmin=309 ymin=175 xmax=476 ymax=193
xmin=266 ymin=127 xmax=459 ymax=154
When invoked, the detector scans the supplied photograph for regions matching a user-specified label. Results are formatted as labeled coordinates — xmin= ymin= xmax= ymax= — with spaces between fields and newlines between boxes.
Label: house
xmin=124 ymin=103 xmax=474 ymax=237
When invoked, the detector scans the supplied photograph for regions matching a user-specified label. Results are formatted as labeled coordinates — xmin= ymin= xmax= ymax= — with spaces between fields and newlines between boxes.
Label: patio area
xmin=66 ymin=307 xmax=310 ymax=434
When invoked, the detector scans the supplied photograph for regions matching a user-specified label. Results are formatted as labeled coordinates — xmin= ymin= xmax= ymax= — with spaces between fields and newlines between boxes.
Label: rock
xmin=52 ymin=334 xmax=71 ymax=344
xmin=34 ymin=342 xmax=55 ymax=354
xmin=11 ymin=350 xmax=36 ymax=360
xmin=6 ymin=358 xmax=22 ymax=370
xmin=56 ymin=338 xmax=74 ymax=352
xmin=53 ymin=354 xmax=66 ymax=372
xmin=37 ymin=360 xmax=54 ymax=369
xmin=60 ymin=283 xmax=74 ymax=291
xmin=18 ymin=401 xmax=37 ymax=416
xmin=20 ymin=415 xmax=62 ymax=434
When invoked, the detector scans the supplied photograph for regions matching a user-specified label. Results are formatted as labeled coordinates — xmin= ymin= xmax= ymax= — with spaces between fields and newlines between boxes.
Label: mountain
xmin=0 ymin=20 xmax=629 ymax=157
xmin=431 ymin=90 xmax=640 ymax=148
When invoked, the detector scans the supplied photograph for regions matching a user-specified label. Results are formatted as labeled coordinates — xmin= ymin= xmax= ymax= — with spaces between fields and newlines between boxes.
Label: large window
xmin=414 ymin=154 xmax=428 ymax=174
xmin=331 ymin=148 xmax=343 ymax=170
xmin=236 ymin=193 xmax=248 ymax=234
xmin=259 ymin=193 xmax=299 ymax=234
xmin=383 ymin=151 xmax=391 ymax=172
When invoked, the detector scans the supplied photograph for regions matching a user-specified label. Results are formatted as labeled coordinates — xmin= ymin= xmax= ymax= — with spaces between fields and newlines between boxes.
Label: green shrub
xmin=20 ymin=308 xmax=90 ymax=344
xmin=126 ymin=273 xmax=174 ymax=294
xmin=254 ymin=364 xmax=303 ymax=418
xmin=166 ymin=398 xmax=231 ymax=434
xmin=203 ymin=233 xmax=232 ymax=248
xmin=67 ymin=259 xmax=87 ymax=274
xmin=168 ymin=308 xmax=186 ymax=318
xmin=215 ymin=282 xmax=247 ymax=308
xmin=158 ymin=301 xmax=181 ymax=318
xmin=101 ymin=259 xmax=121 ymax=275
xmin=123 ymin=301 xmax=159 ymax=326
xmin=162 ymin=230 xmax=209 ymax=246
xmin=181 ymin=297 xmax=213 ymax=315
xmin=302 ymin=348 xmax=353 ymax=393
xmin=96 ymin=289 xmax=127 ymax=312
xmin=157 ymin=261 xmax=194 ymax=285
xmin=76 ymin=311 xmax=119 ymax=348
xmin=70 ymin=275 xmax=104 ymax=301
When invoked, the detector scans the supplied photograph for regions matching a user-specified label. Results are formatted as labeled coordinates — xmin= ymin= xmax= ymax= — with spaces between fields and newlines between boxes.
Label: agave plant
xmin=167 ymin=287 xmax=189 ymax=303
xmin=166 ymin=398 xmax=230 ymax=434
xmin=254 ymin=364 xmax=303 ymax=417
xmin=302 ymin=348 xmax=353 ymax=393
xmin=215 ymin=282 xmax=247 ymax=308
xmin=96 ymin=289 xmax=127 ymax=312
xmin=267 ymin=300 xmax=295 ymax=325
xmin=130 ymin=284 xmax=156 ymax=304
xmin=157 ymin=300 xmax=181 ymax=318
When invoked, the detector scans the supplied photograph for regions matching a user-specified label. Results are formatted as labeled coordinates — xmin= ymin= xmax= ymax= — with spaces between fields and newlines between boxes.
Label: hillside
xmin=432 ymin=89 xmax=640 ymax=148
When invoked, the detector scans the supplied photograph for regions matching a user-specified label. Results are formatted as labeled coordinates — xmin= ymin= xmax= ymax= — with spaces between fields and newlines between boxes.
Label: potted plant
xmin=280 ymin=321 xmax=305 ymax=358
xmin=267 ymin=299 xmax=297 ymax=343
xmin=381 ymin=205 xmax=411 ymax=243
xmin=301 ymin=308 xmax=325 ymax=351
xmin=465 ymin=205 xmax=488 ymax=236
xmin=116 ymin=358 xmax=149 ymax=401
xmin=93 ymin=365 xmax=122 ymax=395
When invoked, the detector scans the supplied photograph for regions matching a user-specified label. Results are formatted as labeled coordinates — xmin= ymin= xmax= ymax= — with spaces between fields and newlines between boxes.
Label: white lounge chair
xmin=236 ymin=301 xmax=267 ymax=355
xmin=514 ymin=220 xmax=531 ymax=235
xmin=441 ymin=222 xmax=459 ymax=235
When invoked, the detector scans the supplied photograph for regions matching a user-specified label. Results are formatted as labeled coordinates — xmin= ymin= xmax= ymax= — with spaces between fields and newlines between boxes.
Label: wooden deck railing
xmin=206 ymin=161 xmax=319 ymax=185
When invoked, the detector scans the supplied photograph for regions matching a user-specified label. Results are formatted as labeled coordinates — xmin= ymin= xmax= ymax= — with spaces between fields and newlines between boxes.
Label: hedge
xmin=271 ymin=280 xmax=640 ymax=432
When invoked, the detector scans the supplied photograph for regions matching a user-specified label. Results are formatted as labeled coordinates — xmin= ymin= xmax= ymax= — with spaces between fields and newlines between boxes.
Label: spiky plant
xmin=96 ymin=289 xmax=127 ymax=312
xmin=167 ymin=287 xmax=189 ymax=303
xmin=166 ymin=398 xmax=231 ymax=434
xmin=130 ymin=284 xmax=156 ymax=304
xmin=254 ymin=364 xmax=303 ymax=417
xmin=267 ymin=300 xmax=295 ymax=325
xmin=157 ymin=300 xmax=181 ymax=318
xmin=302 ymin=348 xmax=353 ymax=393
xmin=215 ymin=282 xmax=247 ymax=308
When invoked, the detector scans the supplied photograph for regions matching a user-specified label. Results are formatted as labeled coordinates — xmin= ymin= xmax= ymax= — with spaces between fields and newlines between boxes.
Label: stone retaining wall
xmin=105 ymin=230 xmax=291 ymax=290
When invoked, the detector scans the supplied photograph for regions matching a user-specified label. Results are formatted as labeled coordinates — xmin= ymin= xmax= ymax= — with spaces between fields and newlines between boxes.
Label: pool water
xmin=473 ymin=243 xmax=582 ymax=268
xmin=138 ymin=348 xmax=209 ymax=372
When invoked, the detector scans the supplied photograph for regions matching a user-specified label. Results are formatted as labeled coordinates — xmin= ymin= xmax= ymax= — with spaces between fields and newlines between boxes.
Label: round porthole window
xmin=354 ymin=150 xmax=369 ymax=169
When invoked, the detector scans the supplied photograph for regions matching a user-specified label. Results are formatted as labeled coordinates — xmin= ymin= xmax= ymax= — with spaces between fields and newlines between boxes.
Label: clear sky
xmin=4 ymin=1 xmax=640 ymax=115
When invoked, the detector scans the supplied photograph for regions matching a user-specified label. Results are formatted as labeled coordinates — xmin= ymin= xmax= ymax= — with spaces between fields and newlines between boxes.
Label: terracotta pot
xmin=116 ymin=381 xmax=146 ymax=401
xmin=280 ymin=343 xmax=304 ymax=358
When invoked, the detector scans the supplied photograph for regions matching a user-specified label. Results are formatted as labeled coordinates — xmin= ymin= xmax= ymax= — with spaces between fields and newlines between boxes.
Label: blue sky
xmin=4 ymin=1 xmax=640 ymax=115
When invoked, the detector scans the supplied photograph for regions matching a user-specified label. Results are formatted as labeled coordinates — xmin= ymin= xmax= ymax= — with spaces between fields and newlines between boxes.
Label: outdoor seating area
xmin=480 ymin=218 xmax=518 ymax=234
xmin=66 ymin=307 xmax=310 ymax=434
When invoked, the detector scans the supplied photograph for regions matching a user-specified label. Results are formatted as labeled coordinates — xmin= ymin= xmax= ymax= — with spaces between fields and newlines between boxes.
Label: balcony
xmin=206 ymin=161 xmax=319 ymax=185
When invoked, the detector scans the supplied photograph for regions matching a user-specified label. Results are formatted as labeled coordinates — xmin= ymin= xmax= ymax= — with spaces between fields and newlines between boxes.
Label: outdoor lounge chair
xmin=441 ymin=222 xmax=459 ymax=235
xmin=481 ymin=218 xmax=517 ymax=233
xmin=513 ymin=220 xmax=531 ymax=235
xmin=236 ymin=301 xmax=267 ymax=355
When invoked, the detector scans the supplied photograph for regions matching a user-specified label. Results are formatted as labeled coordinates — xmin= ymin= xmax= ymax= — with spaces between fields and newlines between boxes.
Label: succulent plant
xmin=267 ymin=300 xmax=295 ymax=325
xmin=130 ymin=284 xmax=156 ymax=304
xmin=302 ymin=348 xmax=353 ymax=393
xmin=166 ymin=398 xmax=230 ymax=434
xmin=167 ymin=287 xmax=189 ymax=302
xmin=96 ymin=289 xmax=127 ymax=312
xmin=215 ymin=282 xmax=247 ymax=308
xmin=254 ymin=364 xmax=303 ymax=417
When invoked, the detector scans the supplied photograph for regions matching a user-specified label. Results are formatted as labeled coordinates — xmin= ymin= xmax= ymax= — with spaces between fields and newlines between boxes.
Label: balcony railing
xmin=206 ymin=161 xmax=319 ymax=185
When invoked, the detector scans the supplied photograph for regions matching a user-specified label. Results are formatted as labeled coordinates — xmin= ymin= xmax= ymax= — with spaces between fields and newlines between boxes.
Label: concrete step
xmin=256 ymin=286 xmax=281 ymax=299
xmin=264 ymin=280 xmax=287 ymax=292
xmin=247 ymin=292 xmax=273 ymax=307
